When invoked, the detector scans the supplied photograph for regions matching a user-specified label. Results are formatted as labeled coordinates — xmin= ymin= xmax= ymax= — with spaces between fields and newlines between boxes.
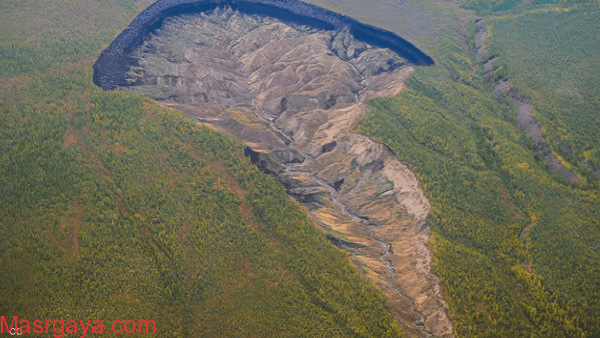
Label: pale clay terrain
xmin=126 ymin=8 xmax=454 ymax=337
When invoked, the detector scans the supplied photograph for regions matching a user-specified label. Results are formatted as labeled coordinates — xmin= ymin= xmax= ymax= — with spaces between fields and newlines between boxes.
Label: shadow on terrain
xmin=93 ymin=0 xmax=434 ymax=90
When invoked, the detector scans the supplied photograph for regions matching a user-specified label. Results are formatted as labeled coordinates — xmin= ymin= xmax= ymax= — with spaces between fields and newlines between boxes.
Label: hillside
xmin=2 ymin=0 xmax=600 ymax=337
xmin=0 ymin=60 xmax=408 ymax=337
xmin=0 ymin=1 xmax=403 ymax=336
xmin=359 ymin=1 xmax=600 ymax=336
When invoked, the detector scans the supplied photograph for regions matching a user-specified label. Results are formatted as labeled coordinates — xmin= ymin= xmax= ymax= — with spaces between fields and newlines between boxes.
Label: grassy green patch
xmin=359 ymin=20 xmax=600 ymax=336
xmin=0 ymin=63 xmax=403 ymax=337
xmin=0 ymin=0 xmax=403 ymax=336
xmin=488 ymin=2 xmax=600 ymax=182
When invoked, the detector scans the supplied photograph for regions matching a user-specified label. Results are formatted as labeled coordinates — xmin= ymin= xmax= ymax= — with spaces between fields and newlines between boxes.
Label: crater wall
xmin=93 ymin=0 xmax=434 ymax=90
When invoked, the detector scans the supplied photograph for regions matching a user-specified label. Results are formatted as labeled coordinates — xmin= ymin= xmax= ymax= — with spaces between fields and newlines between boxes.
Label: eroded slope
xmin=124 ymin=8 xmax=453 ymax=337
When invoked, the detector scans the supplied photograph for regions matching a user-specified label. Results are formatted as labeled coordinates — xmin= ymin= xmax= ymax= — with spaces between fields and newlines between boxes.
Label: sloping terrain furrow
xmin=357 ymin=9 xmax=600 ymax=335
xmin=474 ymin=19 xmax=580 ymax=185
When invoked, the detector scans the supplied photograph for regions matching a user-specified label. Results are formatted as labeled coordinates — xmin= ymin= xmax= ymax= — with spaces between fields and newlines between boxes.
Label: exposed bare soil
xmin=126 ymin=9 xmax=453 ymax=337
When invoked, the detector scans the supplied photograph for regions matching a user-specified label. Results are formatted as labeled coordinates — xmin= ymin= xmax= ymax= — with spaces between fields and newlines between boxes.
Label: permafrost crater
xmin=95 ymin=3 xmax=452 ymax=337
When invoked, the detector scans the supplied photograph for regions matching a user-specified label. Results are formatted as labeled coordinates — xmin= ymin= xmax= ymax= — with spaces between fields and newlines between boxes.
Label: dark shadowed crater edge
xmin=93 ymin=0 xmax=434 ymax=90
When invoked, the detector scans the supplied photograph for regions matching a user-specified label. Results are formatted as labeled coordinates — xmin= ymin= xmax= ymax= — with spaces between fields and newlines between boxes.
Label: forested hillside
xmin=0 ymin=1 xmax=402 ymax=336
xmin=359 ymin=1 xmax=600 ymax=336
xmin=2 ymin=0 xmax=599 ymax=337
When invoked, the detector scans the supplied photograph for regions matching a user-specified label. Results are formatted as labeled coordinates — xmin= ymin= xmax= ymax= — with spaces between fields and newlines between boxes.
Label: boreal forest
xmin=1 ymin=0 xmax=599 ymax=337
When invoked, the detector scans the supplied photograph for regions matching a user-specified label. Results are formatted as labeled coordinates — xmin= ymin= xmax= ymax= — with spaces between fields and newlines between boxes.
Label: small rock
xmin=322 ymin=141 xmax=337 ymax=153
